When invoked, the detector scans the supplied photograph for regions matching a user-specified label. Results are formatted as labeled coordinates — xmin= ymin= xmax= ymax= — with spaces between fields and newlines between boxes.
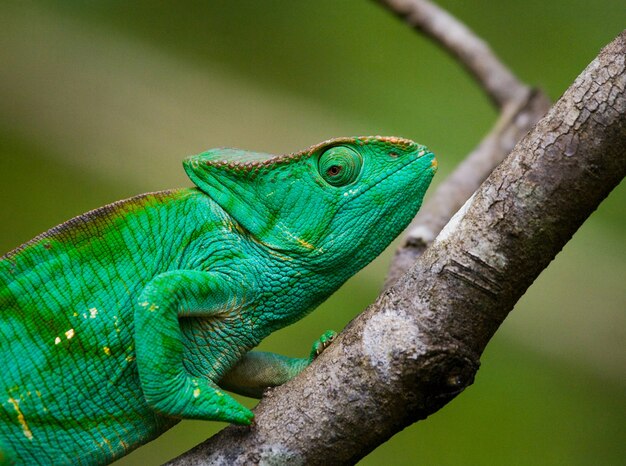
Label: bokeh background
xmin=1 ymin=1 xmax=624 ymax=464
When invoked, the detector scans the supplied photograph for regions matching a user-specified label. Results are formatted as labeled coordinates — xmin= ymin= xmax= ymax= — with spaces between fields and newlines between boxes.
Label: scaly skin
xmin=0 ymin=136 xmax=436 ymax=465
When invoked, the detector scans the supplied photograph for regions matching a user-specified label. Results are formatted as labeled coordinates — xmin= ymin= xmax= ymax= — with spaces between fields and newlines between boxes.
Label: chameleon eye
xmin=318 ymin=146 xmax=362 ymax=187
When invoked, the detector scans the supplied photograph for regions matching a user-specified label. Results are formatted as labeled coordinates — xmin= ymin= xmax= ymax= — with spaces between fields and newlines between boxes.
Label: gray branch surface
xmin=169 ymin=31 xmax=626 ymax=466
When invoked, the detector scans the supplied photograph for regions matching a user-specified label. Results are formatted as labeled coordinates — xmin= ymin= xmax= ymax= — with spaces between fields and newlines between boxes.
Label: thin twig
xmin=377 ymin=0 xmax=528 ymax=109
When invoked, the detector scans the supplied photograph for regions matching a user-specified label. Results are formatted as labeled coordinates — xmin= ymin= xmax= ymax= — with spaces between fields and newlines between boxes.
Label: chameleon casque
xmin=0 ymin=136 xmax=436 ymax=465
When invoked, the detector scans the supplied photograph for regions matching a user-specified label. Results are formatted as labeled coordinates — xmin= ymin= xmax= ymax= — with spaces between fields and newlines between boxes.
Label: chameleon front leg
xmin=134 ymin=270 xmax=254 ymax=425
xmin=219 ymin=330 xmax=337 ymax=399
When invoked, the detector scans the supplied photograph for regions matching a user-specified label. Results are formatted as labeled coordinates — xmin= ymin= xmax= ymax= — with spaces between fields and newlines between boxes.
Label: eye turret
xmin=318 ymin=146 xmax=363 ymax=187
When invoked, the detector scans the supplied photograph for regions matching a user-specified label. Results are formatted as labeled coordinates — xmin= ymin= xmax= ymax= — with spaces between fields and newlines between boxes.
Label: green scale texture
xmin=0 ymin=136 xmax=436 ymax=465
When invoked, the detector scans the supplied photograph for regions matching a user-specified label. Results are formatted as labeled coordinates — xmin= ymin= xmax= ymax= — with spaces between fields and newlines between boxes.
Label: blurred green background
xmin=1 ymin=1 xmax=624 ymax=464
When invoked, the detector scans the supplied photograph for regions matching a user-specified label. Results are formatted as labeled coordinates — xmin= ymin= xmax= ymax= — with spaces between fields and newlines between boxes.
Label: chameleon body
xmin=0 ymin=136 xmax=436 ymax=465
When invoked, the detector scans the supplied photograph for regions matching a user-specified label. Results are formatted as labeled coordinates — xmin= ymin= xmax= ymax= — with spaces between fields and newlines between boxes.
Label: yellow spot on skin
xmin=7 ymin=398 xmax=33 ymax=440
xmin=101 ymin=436 xmax=114 ymax=455
xmin=89 ymin=307 xmax=98 ymax=318
xmin=125 ymin=355 xmax=135 ymax=363
xmin=139 ymin=301 xmax=149 ymax=307
xmin=72 ymin=312 xmax=78 ymax=317
xmin=223 ymin=218 xmax=237 ymax=232
xmin=103 ymin=346 xmax=111 ymax=356
xmin=193 ymin=388 xmax=201 ymax=398
xmin=296 ymin=238 xmax=315 ymax=250
xmin=268 ymin=250 xmax=293 ymax=262
xmin=54 ymin=337 xmax=61 ymax=345
xmin=148 ymin=303 xmax=159 ymax=312
xmin=65 ymin=329 xmax=75 ymax=340
xmin=431 ymin=157 xmax=438 ymax=170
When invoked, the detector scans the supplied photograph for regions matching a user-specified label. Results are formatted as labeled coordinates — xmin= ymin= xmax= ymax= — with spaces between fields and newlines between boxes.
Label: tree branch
xmin=385 ymin=88 xmax=550 ymax=285
xmin=169 ymin=31 xmax=626 ymax=466
xmin=381 ymin=0 xmax=551 ymax=286
xmin=377 ymin=0 xmax=528 ymax=109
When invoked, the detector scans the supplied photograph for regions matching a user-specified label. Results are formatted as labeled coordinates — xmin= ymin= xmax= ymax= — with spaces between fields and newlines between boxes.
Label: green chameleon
xmin=0 ymin=136 xmax=436 ymax=465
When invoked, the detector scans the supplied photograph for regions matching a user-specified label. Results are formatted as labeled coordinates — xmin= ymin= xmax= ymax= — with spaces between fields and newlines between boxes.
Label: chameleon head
xmin=184 ymin=136 xmax=436 ymax=269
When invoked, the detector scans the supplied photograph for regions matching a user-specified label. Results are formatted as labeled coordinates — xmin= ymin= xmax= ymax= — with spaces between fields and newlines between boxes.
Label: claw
xmin=310 ymin=330 xmax=337 ymax=360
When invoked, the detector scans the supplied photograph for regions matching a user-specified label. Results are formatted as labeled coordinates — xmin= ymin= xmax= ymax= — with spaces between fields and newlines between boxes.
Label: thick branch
xmin=377 ymin=0 xmax=528 ymax=108
xmin=170 ymin=32 xmax=626 ymax=466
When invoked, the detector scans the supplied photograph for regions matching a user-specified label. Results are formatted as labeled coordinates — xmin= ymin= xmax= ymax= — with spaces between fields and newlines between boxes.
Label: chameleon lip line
xmin=353 ymin=151 xmax=436 ymax=200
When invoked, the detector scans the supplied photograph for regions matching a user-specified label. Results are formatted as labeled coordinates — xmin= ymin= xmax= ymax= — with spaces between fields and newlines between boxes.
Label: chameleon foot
xmin=309 ymin=330 xmax=337 ymax=361
xmin=145 ymin=376 xmax=254 ymax=425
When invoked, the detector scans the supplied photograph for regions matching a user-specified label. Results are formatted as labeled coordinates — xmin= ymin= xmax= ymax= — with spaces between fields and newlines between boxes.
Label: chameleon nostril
xmin=389 ymin=152 xmax=399 ymax=158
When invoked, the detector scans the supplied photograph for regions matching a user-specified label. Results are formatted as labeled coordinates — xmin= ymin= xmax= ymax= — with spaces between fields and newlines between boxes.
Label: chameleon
xmin=0 ymin=136 xmax=436 ymax=465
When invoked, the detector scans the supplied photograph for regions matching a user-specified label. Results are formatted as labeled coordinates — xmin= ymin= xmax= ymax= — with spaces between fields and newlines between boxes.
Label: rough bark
xmin=169 ymin=31 xmax=626 ymax=466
